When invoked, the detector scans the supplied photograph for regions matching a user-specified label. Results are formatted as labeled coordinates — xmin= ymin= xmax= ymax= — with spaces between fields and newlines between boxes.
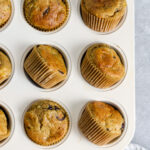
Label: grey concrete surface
xmin=133 ymin=0 xmax=150 ymax=149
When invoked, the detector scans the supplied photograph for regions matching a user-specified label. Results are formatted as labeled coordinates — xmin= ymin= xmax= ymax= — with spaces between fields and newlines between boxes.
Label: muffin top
xmin=24 ymin=0 xmax=68 ymax=31
xmin=82 ymin=0 xmax=126 ymax=18
xmin=87 ymin=101 xmax=124 ymax=135
xmin=0 ymin=0 xmax=12 ymax=27
xmin=0 ymin=109 xmax=10 ymax=141
xmin=24 ymin=100 xmax=69 ymax=146
xmin=33 ymin=45 xmax=67 ymax=76
xmin=0 ymin=51 xmax=12 ymax=84
xmin=86 ymin=44 xmax=125 ymax=81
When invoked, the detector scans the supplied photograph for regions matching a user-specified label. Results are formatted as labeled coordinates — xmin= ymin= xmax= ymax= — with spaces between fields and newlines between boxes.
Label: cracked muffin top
xmin=24 ymin=100 xmax=70 ymax=146
xmin=0 ymin=0 xmax=12 ymax=27
xmin=0 ymin=109 xmax=10 ymax=141
xmin=0 ymin=51 xmax=12 ymax=85
xmin=24 ymin=0 xmax=68 ymax=31
xmin=81 ymin=0 xmax=127 ymax=18
xmin=86 ymin=101 xmax=124 ymax=135
xmin=85 ymin=44 xmax=125 ymax=81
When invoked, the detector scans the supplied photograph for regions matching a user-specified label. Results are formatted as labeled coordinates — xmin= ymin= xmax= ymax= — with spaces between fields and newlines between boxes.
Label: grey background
xmin=134 ymin=0 xmax=150 ymax=149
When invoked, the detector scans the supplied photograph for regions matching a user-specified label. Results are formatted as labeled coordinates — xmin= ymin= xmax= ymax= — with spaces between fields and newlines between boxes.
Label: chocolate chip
xmin=58 ymin=70 xmax=64 ymax=74
xmin=54 ymin=106 xmax=60 ymax=110
xmin=48 ymin=105 xmax=53 ymax=110
xmin=106 ymin=128 xmax=109 ymax=131
xmin=43 ymin=7 xmax=50 ymax=16
xmin=56 ymin=113 xmax=66 ymax=121
xmin=121 ymin=123 xmax=125 ymax=129
xmin=113 ymin=56 xmax=116 ymax=59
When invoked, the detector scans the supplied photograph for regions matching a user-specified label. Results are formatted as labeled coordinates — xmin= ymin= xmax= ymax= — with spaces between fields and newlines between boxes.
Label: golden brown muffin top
xmin=87 ymin=101 xmax=124 ymax=135
xmin=24 ymin=0 xmax=67 ymax=31
xmin=82 ymin=0 xmax=126 ymax=18
xmin=86 ymin=44 xmax=125 ymax=81
xmin=0 ymin=109 xmax=10 ymax=141
xmin=0 ymin=0 xmax=11 ymax=27
xmin=24 ymin=100 xmax=69 ymax=146
xmin=33 ymin=45 xmax=67 ymax=76
xmin=0 ymin=51 xmax=12 ymax=84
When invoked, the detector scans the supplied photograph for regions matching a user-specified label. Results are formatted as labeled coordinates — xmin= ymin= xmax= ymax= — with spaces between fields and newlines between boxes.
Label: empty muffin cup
xmin=78 ymin=0 xmax=127 ymax=34
xmin=0 ymin=100 xmax=15 ymax=147
xmin=78 ymin=100 xmax=128 ymax=147
xmin=22 ymin=0 xmax=71 ymax=33
xmin=22 ymin=99 xmax=72 ymax=148
xmin=0 ymin=0 xmax=14 ymax=32
xmin=79 ymin=42 xmax=128 ymax=91
xmin=0 ymin=44 xmax=15 ymax=90
xmin=22 ymin=43 xmax=71 ymax=91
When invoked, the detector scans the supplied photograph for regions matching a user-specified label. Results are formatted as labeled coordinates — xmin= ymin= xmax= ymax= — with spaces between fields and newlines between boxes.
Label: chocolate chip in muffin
xmin=48 ymin=105 xmax=53 ymax=110
xmin=54 ymin=106 xmax=60 ymax=110
xmin=56 ymin=112 xmax=66 ymax=121
xmin=43 ymin=7 xmax=50 ymax=16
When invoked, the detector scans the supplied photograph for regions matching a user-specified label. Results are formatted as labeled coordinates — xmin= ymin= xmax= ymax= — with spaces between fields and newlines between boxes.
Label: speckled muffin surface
xmin=0 ymin=109 xmax=10 ymax=141
xmin=24 ymin=45 xmax=67 ymax=89
xmin=24 ymin=100 xmax=70 ymax=146
xmin=82 ymin=0 xmax=127 ymax=18
xmin=0 ymin=51 xmax=12 ymax=85
xmin=0 ymin=0 xmax=12 ymax=27
xmin=24 ymin=0 xmax=68 ymax=31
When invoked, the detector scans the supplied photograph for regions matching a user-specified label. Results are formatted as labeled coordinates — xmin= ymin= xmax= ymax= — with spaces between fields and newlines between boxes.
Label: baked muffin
xmin=81 ymin=0 xmax=127 ymax=32
xmin=0 ymin=109 xmax=10 ymax=141
xmin=24 ymin=100 xmax=70 ymax=146
xmin=23 ymin=0 xmax=69 ymax=31
xmin=24 ymin=45 xmax=67 ymax=89
xmin=81 ymin=43 xmax=125 ymax=89
xmin=78 ymin=101 xmax=124 ymax=146
xmin=0 ymin=51 xmax=12 ymax=85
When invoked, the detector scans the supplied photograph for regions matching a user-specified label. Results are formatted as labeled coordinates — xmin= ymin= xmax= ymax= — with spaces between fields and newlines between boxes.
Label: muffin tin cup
xmin=22 ymin=99 xmax=72 ymax=149
xmin=78 ymin=100 xmax=128 ymax=148
xmin=78 ymin=0 xmax=128 ymax=35
xmin=21 ymin=43 xmax=72 ymax=92
xmin=0 ymin=44 xmax=15 ymax=90
xmin=78 ymin=41 xmax=128 ymax=92
xmin=21 ymin=0 xmax=71 ymax=34
xmin=0 ymin=100 xmax=15 ymax=147
xmin=0 ymin=0 xmax=15 ymax=32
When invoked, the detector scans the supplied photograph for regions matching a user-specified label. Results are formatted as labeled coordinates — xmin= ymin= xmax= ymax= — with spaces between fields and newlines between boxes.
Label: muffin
xmin=0 ymin=50 xmax=12 ymax=85
xmin=0 ymin=0 xmax=12 ymax=28
xmin=24 ymin=100 xmax=70 ymax=146
xmin=78 ymin=101 xmax=125 ymax=146
xmin=80 ymin=0 xmax=127 ymax=32
xmin=23 ymin=0 xmax=69 ymax=31
xmin=81 ymin=43 xmax=125 ymax=89
xmin=0 ymin=109 xmax=10 ymax=141
xmin=24 ymin=45 xmax=67 ymax=89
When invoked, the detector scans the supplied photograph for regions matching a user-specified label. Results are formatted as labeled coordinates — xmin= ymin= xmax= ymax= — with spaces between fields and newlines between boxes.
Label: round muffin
xmin=24 ymin=45 xmax=67 ymax=89
xmin=23 ymin=0 xmax=69 ymax=31
xmin=0 ymin=50 xmax=12 ymax=85
xmin=0 ymin=0 xmax=12 ymax=28
xmin=78 ymin=101 xmax=125 ymax=146
xmin=0 ymin=109 xmax=10 ymax=141
xmin=81 ymin=43 xmax=125 ymax=89
xmin=81 ymin=0 xmax=127 ymax=32
xmin=24 ymin=100 xmax=70 ymax=146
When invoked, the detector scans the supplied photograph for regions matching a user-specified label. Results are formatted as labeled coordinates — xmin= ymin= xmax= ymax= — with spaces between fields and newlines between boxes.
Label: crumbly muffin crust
xmin=24 ymin=0 xmax=68 ymax=31
xmin=86 ymin=44 xmax=125 ymax=82
xmin=82 ymin=0 xmax=126 ymax=18
xmin=24 ymin=100 xmax=69 ymax=146
xmin=0 ymin=0 xmax=11 ymax=27
xmin=0 ymin=109 xmax=10 ymax=141
xmin=0 ymin=51 xmax=12 ymax=84
xmin=86 ymin=101 xmax=124 ymax=135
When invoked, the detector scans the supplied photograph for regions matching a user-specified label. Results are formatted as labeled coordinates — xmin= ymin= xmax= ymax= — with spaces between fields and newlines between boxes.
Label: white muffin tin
xmin=0 ymin=0 xmax=135 ymax=149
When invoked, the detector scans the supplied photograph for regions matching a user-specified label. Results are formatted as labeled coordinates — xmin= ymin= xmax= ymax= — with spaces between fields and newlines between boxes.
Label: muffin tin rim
xmin=20 ymin=0 xmax=72 ymax=34
xmin=0 ymin=0 xmax=15 ymax=32
xmin=0 ymin=43 xmax=15 ymax=90
xmin=0 ymin=100 xmax=15 ymax=148
xmin=78 ymin=41 xmax=128 ymax=92
xmin=77 ymin=99 xmax=128 ymax=148
xmin=77 ymin=0 xmax=128 ymax=35
xmin=22 ymin=99 xmax=72 ymax=149
xmin=21 ymin=43 xmax=72 ymax=92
